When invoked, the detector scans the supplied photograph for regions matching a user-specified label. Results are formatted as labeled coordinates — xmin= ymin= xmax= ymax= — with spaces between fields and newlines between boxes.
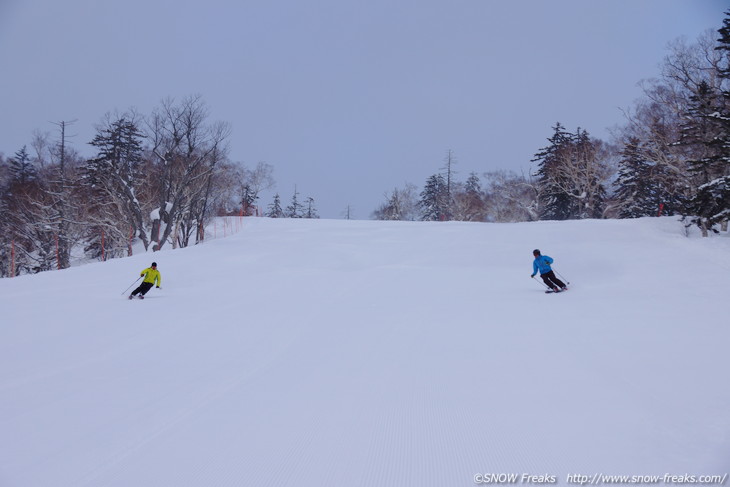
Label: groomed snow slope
xmin=1 ymin=217 xmax=729 ymax=486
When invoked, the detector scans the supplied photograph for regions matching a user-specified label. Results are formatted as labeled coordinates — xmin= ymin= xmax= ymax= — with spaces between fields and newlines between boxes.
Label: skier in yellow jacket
xmin=129 ymin=262 xmax=161 ymax=299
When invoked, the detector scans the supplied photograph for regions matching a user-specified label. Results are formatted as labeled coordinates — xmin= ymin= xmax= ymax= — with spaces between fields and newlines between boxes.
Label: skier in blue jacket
xmin=531 ymin=249 xmax=567 ymax=292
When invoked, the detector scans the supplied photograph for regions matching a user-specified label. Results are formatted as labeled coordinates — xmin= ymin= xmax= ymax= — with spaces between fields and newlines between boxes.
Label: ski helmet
xmin=532 ymin=249 xmax=540 ymax=256
xmin=151 ymin=262 xmax=157 ymax=267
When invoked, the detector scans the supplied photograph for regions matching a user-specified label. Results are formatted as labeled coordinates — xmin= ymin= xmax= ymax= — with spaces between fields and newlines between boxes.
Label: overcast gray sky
xmin=0 ymin=0 xmax=727 ymax=218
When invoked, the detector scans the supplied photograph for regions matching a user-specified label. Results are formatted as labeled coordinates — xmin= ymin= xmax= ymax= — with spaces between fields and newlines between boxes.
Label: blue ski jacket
xmin=532 ymin=255 xmax=554 ymax=276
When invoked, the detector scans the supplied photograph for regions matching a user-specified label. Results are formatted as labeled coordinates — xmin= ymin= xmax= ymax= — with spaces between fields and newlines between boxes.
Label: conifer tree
xmin=717 ymin=9 xmax=730 ymax=78
xmin=286 ymin=186 xmax=303 ymax=218
xmin=615 ymin=138 xmax=663 ymax=218
xmin=267 ymin=193 xmax=284 ymax=218
xmin=8 ymin=146 xmax=37 ymax=185
xmin=419 ymin=173 xmax=448 ymax=221
xmin=680 ymin=79 xmax=730 ymax=235
xmin=303 ymin=197 xmax=319 ymax=219
xmin=241 ymin=184 xmax=258 ymax=216
xmin=533 ymin=123 xmax=607 ymax=220
xmin=86 ymin=116 xmax=150 ymax=251
xmin=533 ymin=123 xmax=579 ymax=220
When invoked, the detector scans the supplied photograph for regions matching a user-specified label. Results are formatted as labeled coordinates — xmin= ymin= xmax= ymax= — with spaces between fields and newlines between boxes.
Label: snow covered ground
xmin=1 ymin=217 xmax=729 ymax=486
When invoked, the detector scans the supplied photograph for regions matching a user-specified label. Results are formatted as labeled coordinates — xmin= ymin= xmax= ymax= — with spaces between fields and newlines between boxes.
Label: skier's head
xmin=151 ymin=262 xmax=157 ymax=268
xmin=532 ymin=249 xmax=541 ymax=257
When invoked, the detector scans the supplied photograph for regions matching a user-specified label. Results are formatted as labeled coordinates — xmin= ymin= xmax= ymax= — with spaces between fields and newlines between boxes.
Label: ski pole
xmin=532 ymin=275 xmax=550 ymax=289
xmin=121 ymin=276 xmax=141 ymax=295
xmin=552 ymin=268 xmax=570 ymax=285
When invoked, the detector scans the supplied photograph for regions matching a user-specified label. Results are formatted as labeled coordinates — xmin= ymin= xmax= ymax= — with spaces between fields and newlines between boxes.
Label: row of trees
xmin=374 ymin=12 xmax=730 ymax=236
xmin=3 ymin=13 xmax=729 ymax=276
xmin=266 ymin=186 xmax=320 ymax=219
xmin=614 ymin=12 xmax=730 ymax=235
xmin=0 ymin=96 xmax=286 ymax=277
xmin=373 ymin=166 xmax=537 ymax=223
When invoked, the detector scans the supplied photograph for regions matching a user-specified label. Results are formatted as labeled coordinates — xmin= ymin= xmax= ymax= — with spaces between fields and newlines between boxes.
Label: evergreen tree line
xmin=374 ymin=12 xmax=730 ymax=235
xmin=265 ymin=186 xmax=320 ymax=219
xmin=0 ymin=96 xmax=313 ymax=277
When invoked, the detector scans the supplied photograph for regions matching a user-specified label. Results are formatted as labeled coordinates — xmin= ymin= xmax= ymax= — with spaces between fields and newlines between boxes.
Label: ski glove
xmin=531 ymin=274 xmax=535 ymax=278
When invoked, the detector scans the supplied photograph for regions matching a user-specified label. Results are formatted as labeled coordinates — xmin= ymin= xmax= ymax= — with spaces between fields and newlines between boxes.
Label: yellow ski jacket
xmin=140 ymin=267 xmax=161 ymax=286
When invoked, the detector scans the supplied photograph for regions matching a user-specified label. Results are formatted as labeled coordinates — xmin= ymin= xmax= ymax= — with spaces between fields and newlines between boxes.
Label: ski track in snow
xmin=1 ymin=217 xmax=729 ymax=486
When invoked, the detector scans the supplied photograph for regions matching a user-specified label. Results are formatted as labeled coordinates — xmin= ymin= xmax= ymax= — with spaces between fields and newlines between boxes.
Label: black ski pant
xmin=540 ymin=271 xmax=565 ymax=290
xmin=131 ymin=281 xmax=154 ymax=297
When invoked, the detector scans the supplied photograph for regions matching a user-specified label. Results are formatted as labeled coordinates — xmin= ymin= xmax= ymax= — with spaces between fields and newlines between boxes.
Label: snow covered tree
xmin=0 ymin=153 xmax=8 ymax=184
xmin=419 ymin=173 xmax=448 ymax=221
xmin=615 ymin=138 xmax=662 ymax=218
xmin=0 ymin=155 xmax=15 ymax=276
xmin=616 ymin=96 xmax=690 ymax=217
xmin=718 ymin=10 xmax=730 ymax=77
xmin=267 ymin=193 xmax=284 ymax=218
xmin=40 ymin=120 xmax=84 ymax=269
xmin=285 ymin=186 xmax=304 ymax=218
xmin=239 ymin=162 xmax=275 ymax=216
xmin=2 ymin=135 xmax=85 ymax=274
xmin=303 ymin=197 xmax=319 ymax=219
xmin=240 ymin=184 xmax=258 ymax=216
xmin=85 ymin=114 xmax=150 ymax=255
xmin=0 ymin=97 xmax=246 ymax=274
xmin=147 ymin=95 xmax=230 ymax=250
xmin=441 ymin=149 xmax=457 ymax=220
xmin=372 ymin=184 xmax=418 ymax=221
xmin=452 ymin=172 xmax=486 ymax=221
xmin=571 ymin=130 xmax=608 ymax=219
xmin=482 ymin=170 xmax=539 ymax=222
xmin=533 ymin=124 xmax=607 ymax=220
xmin=1 ymin=178 xmax=44 ymax=274
xmin=8 ymin=146 xmax=37 ymax=185
xmin=533 ymin=123 xmax=576 ymax=220
xmin=618 ymin=28 xmax=728 ymax=229
xmin=669 ymin=14 xmax=730 ymax=236
xmin=678 ymin=81 xmax=729 ymax=234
